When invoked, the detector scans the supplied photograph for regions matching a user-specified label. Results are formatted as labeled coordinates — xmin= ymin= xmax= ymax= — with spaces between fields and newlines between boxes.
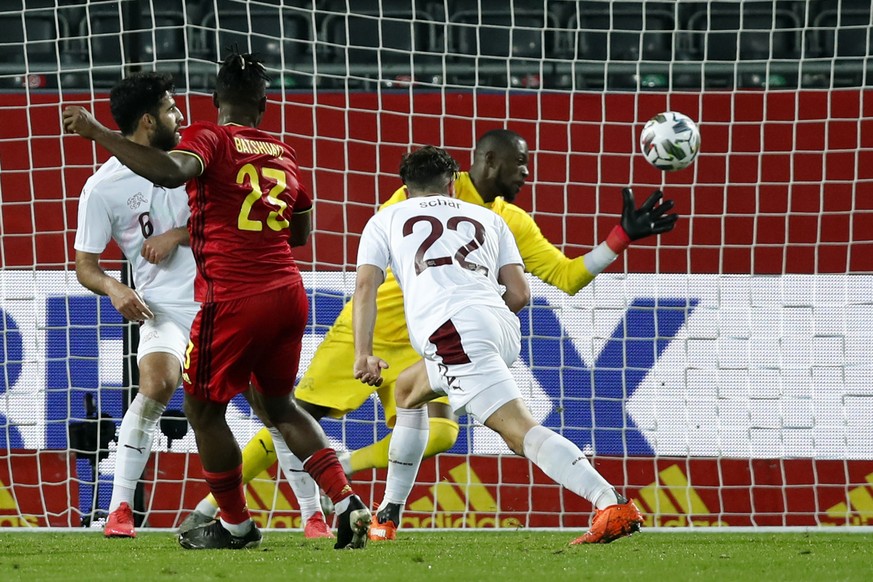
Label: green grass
xmin=1 ymin=531 xmax=871 ymax=582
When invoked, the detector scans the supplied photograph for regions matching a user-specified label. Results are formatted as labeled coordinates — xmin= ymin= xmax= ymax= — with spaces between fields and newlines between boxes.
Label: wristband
xmin=582 ymin=241 xmax=619 ymax=276
xmin=605 ymin=225 xmax=631 ymax=253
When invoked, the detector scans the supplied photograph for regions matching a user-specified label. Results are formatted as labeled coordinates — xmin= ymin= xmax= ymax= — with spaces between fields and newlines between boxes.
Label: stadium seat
xmin=681 ymin=1 xmax=802 ymax=88
xmin=319 ymin=0 xmax=441 ymax=89
xmin=806 ymin=1 xmax=871 ymax=87
xmin=447 ymin=7 xmax=557 ymax=88
xmin=567 ymin=1 xmax=676 ymax=62
xmin=199 ymin=7 xmax=311 ymax=65
xmin=138 ymin=0 xmax=201 ymax=61
xmin=0 ymin=10 xmax=68 ymax=67
xmin=684 ymin=2 xmax=802 ymax=61
xmin=560 ymin=1 xmax=676 ymax=90
xmin=810 ymin=3 xmax=871 ymax=58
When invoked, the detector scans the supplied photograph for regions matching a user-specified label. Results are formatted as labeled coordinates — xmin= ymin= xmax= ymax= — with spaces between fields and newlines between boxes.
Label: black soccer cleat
xmin=178 ymin=519 xmax=262 ymax=550
xmin=334 ymin=495 xmax=370 ymax=550
xmin=177 ymin=509 xmax=215 ymax=534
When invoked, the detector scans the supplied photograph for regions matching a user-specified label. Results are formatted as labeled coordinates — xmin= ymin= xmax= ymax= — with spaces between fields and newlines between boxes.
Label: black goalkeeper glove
xmin=619 ymin=187 xmax=679 ymax=241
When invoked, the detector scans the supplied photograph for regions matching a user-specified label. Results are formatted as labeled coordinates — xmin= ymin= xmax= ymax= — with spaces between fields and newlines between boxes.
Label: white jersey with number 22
xmin=356 ymin=195 xmax=524 ymax=354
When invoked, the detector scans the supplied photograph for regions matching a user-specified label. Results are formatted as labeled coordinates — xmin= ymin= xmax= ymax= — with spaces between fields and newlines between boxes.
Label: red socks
xmin=203 ymin=466 xmax=250 ymax=525
xmin=303 ymin=448 xmax=354 ymax=505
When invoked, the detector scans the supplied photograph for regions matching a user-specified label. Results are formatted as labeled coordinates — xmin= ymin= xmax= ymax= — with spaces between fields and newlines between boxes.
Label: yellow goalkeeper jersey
xmin=334 ymin=171 xmax=597 ymax=345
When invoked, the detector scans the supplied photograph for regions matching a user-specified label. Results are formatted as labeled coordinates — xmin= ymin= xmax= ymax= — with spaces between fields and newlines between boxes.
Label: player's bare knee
xmin=497 ymin=431 xmax=525 ymax=456
xmin=137 ymin=376 xmax=177 ymax=405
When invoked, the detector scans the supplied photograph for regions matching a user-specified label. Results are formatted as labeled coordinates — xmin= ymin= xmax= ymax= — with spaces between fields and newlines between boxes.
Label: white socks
xmin=382 ymin=407 xmax=429 ymax=506
xmin=195 ymin=497 xmax=218 ymax=518
xmin=522 ymin=425 xmax=618 ymax=510
xmin=108 ymin=393 xmax=166 ymax=512
xmin=267 ymin=427 xmax=322 ymax=522
xmin=221 ymin=517 xmax=253 ymax=536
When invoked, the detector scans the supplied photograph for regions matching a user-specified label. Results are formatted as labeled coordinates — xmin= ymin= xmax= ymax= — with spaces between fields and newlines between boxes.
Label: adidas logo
xmin=632 ymin=464 xmax=725 ymax=527
xmin=0 ymin=477 xmax=37 ymax=527
xmin=825 ymin=471 xmax=873 ymax=525
xmin=404 ymin=462 xmax=520 ymax=529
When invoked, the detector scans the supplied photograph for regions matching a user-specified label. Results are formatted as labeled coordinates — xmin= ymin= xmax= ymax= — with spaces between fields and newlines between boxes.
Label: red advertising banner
xmin=0 ymin=450 xmax=77 ymax=527
xmin=136 ymin=453 xmax=873 ymax=530
xmin=2 ymin=452 xmax=870 ymax=528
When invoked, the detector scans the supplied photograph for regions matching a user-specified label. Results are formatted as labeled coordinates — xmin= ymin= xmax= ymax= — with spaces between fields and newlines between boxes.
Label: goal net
xmin=1 ymin=0 xmax=872 ymax=530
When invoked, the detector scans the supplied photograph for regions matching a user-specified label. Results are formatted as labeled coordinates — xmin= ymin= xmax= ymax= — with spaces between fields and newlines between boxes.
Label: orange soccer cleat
xmin=367 ymin=513 xmax=397 ymax=542
xmin=570 ymin=498 xmax=643 ymax=545
xmin=104 ymin=502 xmax=136 ymax=538
xmin=304 ymin=513 xmax=335 ymax=539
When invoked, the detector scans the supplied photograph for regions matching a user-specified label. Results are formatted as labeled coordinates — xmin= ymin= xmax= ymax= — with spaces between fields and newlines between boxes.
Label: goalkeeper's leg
xmin=346 ymin=412 xmax=459 ymax=474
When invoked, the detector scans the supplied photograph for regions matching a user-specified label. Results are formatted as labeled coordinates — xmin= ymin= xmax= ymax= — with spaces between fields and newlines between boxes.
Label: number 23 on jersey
xmin=236 ymin=163 xmax=291 ymax=232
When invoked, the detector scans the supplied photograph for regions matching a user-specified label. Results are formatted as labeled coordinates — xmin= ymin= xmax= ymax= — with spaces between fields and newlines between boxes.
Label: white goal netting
xmin=1 ymin=0 xmax=872 ymax=530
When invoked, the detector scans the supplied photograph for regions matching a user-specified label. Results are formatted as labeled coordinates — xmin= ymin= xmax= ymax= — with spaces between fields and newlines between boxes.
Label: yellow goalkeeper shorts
xmin=295 ymin=327 xmax=448 ymax=428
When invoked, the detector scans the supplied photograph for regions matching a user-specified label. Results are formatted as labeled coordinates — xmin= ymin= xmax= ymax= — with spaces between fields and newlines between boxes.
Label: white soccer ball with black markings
xmin=639 ymin=111 xmax=701 ymax=171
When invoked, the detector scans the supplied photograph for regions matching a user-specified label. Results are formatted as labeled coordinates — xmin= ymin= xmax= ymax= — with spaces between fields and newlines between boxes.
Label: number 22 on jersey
xmin=403 ymin=214 xmax=489 ymax=276
xmin=236 ymin=163 xmax=290 ymax=232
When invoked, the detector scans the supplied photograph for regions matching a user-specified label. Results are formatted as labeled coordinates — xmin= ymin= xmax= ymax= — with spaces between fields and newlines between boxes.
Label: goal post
xmin=1 ymin=0 xmax=873 ymax=530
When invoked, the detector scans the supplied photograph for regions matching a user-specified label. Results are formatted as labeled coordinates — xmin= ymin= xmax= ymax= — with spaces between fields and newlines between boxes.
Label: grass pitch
xmin=1 ymin=530 xmax=871 ymax=582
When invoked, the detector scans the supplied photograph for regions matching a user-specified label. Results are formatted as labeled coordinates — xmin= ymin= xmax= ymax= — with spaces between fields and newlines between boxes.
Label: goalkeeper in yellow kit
xmin=180 ymin=129 xmax=677 ymax=536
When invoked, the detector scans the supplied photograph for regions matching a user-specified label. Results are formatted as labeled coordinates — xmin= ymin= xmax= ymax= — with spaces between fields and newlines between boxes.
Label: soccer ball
xmin=639 ymin=111 xmax=701 ymax=171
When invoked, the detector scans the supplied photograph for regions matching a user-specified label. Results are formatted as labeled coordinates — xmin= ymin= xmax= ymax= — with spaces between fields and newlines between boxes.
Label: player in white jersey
xmin=353 ymin=146 xmax=644 ymax=545
xmin=74 ymin=72 xmax=196 ymax=538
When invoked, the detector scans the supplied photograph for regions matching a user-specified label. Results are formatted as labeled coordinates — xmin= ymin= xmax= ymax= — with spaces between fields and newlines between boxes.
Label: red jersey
xmin=175 ymin=121 xmax=312 ymax=302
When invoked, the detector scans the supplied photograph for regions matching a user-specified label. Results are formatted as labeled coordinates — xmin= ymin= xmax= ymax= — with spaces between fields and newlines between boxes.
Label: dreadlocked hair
xmin=216 ymin=47 xmax=270 ymax=107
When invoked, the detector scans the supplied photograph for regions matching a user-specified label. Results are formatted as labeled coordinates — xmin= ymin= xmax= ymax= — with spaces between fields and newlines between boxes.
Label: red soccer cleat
xmin=104 ymin=502 xmax=136 ymax=538
xmin=304 ymin=513 xmax=335 ymax=539
xmin=570 ymin=499 xmax=643 ymax=545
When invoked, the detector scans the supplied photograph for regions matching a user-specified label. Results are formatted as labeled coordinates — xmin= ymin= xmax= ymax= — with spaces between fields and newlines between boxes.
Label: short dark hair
xmin=109 ymin=72 xmax=175 ymax=136
xmin=215 ymin=49 xmax=270 ymax=107
xmin=399 ymin=146 xmax=460 ymax=194
xmin=475 ymin=128 xmax=523 ymax=156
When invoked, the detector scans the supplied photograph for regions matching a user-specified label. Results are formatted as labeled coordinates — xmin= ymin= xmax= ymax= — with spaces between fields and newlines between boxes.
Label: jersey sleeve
xmin=174 ymin=122 xmax=220 ymax=174
xmin=356 ymin=215 xmax=391 ymax=274
xmin=292 ymin=180 xmax=313 ymax=213
xmin=497 ymin=202 xmax=595 ymax=295
xmin=74 ymin=187 xmax=113 ymax=254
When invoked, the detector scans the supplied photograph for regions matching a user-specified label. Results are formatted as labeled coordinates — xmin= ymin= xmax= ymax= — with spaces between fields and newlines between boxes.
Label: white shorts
xmin=423 ymin=305 xmax=522 ymax=423
xmin=136 ymin=301 xmax=199 ymax=367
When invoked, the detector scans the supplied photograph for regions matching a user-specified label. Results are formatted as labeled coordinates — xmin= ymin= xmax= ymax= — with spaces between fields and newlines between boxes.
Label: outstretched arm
xmin=62 ymin=106 xmax=199 ymax=188
xmin=352 ymin=264 xmax=388 ymax=386
xmin=507 ymin=187 xmax=679 ymax=295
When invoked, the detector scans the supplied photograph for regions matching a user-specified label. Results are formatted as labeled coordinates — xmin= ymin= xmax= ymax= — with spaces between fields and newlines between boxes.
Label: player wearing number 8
xmin=63 ymin=50 xmax=370 ymax=550
xmin=74 ymin=72 xmax=195 ymax=539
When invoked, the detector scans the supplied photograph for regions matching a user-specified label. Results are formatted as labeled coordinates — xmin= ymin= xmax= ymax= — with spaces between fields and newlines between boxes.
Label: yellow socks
xmin=348 ymin=417 xmax=460 ymax=473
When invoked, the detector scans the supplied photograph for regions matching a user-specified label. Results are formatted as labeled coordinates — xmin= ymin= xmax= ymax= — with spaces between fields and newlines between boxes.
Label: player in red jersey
xmin=63 ymin=52 xmax=370 ymax=550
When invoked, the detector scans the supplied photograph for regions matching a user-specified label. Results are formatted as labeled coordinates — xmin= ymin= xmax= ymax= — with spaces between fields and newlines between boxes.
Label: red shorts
xmin=183 ymin=282 xmax=308 ymax=404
